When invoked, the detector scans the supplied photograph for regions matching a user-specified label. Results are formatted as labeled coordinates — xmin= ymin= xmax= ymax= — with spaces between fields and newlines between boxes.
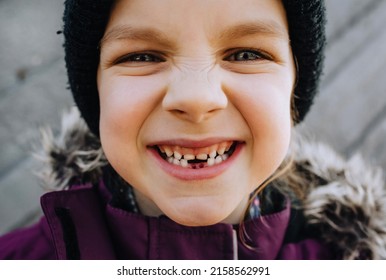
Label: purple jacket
xmin=0 ymin=182 xmax=330 ymax=260
xmin=1 ymin=110 xmax=386 ymax=259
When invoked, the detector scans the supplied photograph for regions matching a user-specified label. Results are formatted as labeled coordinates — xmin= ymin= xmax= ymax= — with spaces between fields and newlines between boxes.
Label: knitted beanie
xmin=63 ymin=0 xmax=326 ymax=136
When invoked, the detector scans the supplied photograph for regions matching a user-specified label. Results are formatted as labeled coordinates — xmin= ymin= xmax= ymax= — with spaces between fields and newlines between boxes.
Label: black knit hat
xmin=63 ymin=0 xmax=326 ymax=136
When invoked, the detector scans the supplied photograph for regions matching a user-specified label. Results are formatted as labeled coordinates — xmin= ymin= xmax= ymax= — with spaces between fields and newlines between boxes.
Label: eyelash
xmin=224 ymin=49 xmax=273 ymax=62
xmin=113 ymin=52 xmax=166 ymax=64
xmin=113 ymin=49 xmax=272 ymax=65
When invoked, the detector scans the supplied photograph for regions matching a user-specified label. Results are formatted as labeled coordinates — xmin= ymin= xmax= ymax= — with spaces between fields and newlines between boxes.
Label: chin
xmin=171 ymin=215 xmax=223 ymax=227
xmin=163 ymin=203 xmax=237 ymax=227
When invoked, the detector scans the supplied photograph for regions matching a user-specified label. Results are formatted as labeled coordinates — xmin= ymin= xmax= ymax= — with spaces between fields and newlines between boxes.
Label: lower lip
xmin=148 ymin=143 xmax=244 ymax=181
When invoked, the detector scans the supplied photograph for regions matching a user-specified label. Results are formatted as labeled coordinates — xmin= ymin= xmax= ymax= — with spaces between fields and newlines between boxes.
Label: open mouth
xmin=151 ymin=141 xmax=238 ymax=169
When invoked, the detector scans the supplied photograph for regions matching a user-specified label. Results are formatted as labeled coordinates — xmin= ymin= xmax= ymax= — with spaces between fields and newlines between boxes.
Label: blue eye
xmin=226 ymin=50 xmax=270 ymax=62
xmin=130 ymin=54 xmax=161 ymax=62
xmin=115 ymin=53 xmax=165 ymax=64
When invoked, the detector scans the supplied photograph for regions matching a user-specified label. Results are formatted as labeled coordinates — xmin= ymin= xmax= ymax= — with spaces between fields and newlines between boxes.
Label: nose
xmin=162 ymin=71 xmax=228 ymax=123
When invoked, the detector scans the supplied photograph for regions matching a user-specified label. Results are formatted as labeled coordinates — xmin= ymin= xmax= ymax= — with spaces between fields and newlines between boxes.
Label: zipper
xmin=232 ymin=229 xmax=238 ymax=260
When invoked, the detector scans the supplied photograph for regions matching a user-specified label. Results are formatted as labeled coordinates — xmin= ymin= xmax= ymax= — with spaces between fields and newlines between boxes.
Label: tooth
xmin=217 ymin=146 xmax=226 ymax=155
xmin=167 ymin=157 xmax=173 ymax=163
xmin=164 ymin=146 xmax=173 ymax=157
xmin=174 ymin=151 xmax=182 ymax=160
xmin=225 ymin=142 xmax=233 ymax=152
xmin=207 ymin=157 xmax=215 ymax=166
xmin=184 ymin=154 xmax=195 ymax=161
xmin=197 ymin=154 xmax=208 ymax=160
xmin=215 ymin=156 xmax=223 ymax=164
xmin=221 ymin=154 xmax=228 ymax=161
xmin=159 ymin=146 xmax=165 ymax=153
xmin=173 ymin=158 xmax=180 ymax=166
xmin=209 ymin=150 xmax=217 ymax=158
xmin=180 ymin=159 xmax=188 ymax=167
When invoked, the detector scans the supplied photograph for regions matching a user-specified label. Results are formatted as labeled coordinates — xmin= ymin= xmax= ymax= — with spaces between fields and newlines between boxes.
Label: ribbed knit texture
xmin=63 ymin=0 xmax=112 ymax=136
xmin=63 ymin=0 xmax=326 ymax=136
xmin=282 ymin=0 xmax=326 ymax=123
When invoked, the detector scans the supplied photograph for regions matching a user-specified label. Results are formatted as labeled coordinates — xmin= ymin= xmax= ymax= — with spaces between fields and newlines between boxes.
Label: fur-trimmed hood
xmin=35 ymin=108 xmax=386 ymax=260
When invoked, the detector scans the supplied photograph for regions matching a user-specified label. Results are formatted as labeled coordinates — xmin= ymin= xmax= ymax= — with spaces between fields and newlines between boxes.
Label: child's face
xmin=97 ymin=0 xmax=295 ymax=226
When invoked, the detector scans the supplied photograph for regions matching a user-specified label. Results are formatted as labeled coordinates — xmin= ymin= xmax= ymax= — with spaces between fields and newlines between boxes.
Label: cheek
xmin=98 ymin=74 xmax=167 ymax=168
xmin=225 ymin=74 xmax=292 ymax=174
xmin=99 ymin=74 xmax=166 ymax=137
xmin=227 ymin=74 xmax=291 ymax=130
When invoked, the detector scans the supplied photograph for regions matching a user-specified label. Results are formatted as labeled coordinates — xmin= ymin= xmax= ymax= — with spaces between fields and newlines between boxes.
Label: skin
xmin=97 ymin=0 xmax=295 ymax=226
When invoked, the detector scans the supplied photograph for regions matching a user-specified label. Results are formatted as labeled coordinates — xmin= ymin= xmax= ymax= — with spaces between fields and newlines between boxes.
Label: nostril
xmin=170 ymin=109 xmax=186 ymax=116
xmin=162 ymin=79 xmax=228 ymax=123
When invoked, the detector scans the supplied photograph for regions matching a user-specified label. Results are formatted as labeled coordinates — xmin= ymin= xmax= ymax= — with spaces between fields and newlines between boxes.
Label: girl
xmin=1 ymin=0 xmax=386 ymax=259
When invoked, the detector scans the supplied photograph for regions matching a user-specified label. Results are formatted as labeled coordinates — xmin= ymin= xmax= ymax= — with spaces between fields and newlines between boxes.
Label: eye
xmin=114 ymin=52 xmax=165 ymax=64
xmin=225 ymin=49 xmax=271 ymax=62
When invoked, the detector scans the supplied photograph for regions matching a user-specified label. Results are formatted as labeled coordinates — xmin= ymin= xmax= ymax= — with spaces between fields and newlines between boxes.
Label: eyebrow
xmin=100 ymin=20 xmax=289 ymax=49
xmin=218 ymin=20 xmax=289 ymax=43
xmin=100 ymin=25 xmax=175 ymax=49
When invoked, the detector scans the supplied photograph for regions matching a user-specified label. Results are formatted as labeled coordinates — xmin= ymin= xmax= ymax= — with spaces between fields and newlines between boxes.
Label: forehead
xmin=104 ymin=0 xmax=289 ymax=44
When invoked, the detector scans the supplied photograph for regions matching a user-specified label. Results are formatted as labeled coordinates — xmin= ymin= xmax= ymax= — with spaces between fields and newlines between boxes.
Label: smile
xmin=157 ymin=141 xmax=237 ymax=169
xmin=148 ymin=140 xmax=243 ymax=180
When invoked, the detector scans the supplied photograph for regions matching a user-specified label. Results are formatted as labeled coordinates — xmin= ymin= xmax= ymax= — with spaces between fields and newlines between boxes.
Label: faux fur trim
xmin=35 ymin=109 xmax=386 ymax=259
xmin=35 ymin=107 xmax=107 ymax=190
xmin=282 ymin=135 xmax=386 ymax=259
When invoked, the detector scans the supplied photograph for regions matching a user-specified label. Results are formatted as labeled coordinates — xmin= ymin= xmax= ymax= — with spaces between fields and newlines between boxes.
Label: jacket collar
xmin=105 ymin=200 xmax=290 ymax=260
xmin=41 ymin=182 xmax=291 ymax=260
xmin=41 ymin=183 xmax=115 ymax=259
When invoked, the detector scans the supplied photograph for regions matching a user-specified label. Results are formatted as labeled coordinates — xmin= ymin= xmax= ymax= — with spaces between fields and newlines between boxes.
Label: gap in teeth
xmin=160 ymin=142 xmax=234 ymax=168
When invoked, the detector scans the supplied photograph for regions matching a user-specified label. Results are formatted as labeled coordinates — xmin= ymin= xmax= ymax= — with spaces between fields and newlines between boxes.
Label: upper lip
xmin=147 ymin=137 xmax=242 ymax=148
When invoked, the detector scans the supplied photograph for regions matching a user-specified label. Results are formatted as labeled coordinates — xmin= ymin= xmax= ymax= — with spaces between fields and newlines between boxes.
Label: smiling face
xmin=97 ymin=0 xmax=295 ymax=226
